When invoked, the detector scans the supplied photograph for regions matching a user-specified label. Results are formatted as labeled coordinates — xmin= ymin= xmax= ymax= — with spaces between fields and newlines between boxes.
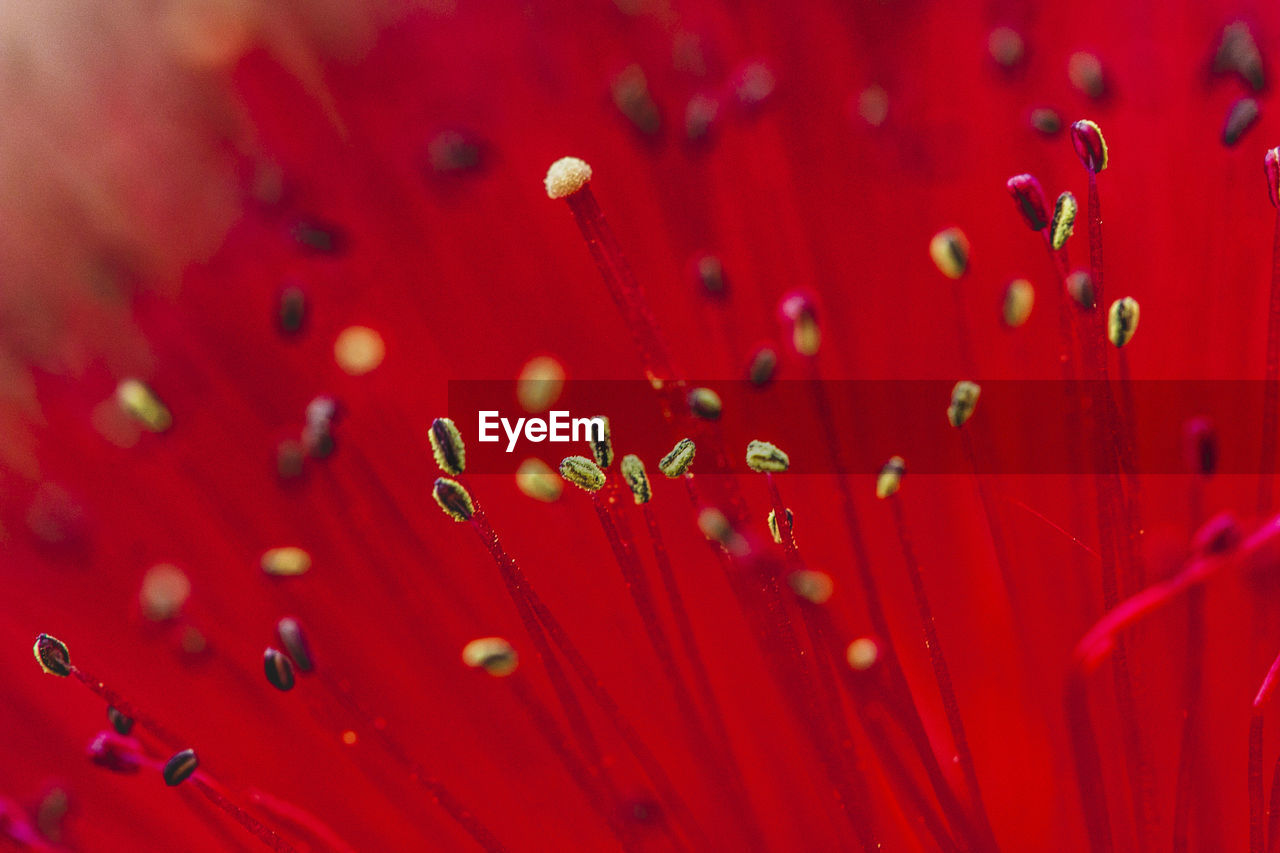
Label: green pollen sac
xmin=1051 ymin=192 xmax=1077 ymax=251
xmin=876 ymin=456 xmax=906 ymax=498
xmin=162 ymin=749 xmax=200 ymax=787
xmin=767 ymin=508 xmax=793 ymax=544
xmin=746 ymin=440 xmax=790 ymax=473
xmin=947 ymin=381 xmax=981 ymax=428
xmin=433 ymin=477 xmax=475 ymax=522
xmin=658 ymin=438 xmax=696 ymax=478
xmin=1108 ymin=297 xmax=1141 ymax=347
xmin=620 ymin=454 xmax=652 ymax=504
xmin=588 ymin=416 xmax=613 ymax=468
xmin=559 ymin=456 xmax=606 ymax=492
xmin=429 ymin=417 xmax=466 ymax=475
xmin=33 ymin=634 xmax=71 ymax=677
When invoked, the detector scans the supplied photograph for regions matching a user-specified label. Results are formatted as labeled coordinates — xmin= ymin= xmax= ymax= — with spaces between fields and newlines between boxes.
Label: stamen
xmin=116 ymin=379 xmax=172 ymax=433
xmin=586 ymin=417 xmax=613 ymax=468
xmin=461 ymin=637 xmax=519 ymax=677
xmin=261 ymin=547 xmax=311 ymax=577
xmin=429 ymin=417 xmax=466 ymax=475
xmin=1260 ymin=149 xmax=1280 ymax=513
xmin=697 ymin=508 xmax=748 ymax=556
xmin=684 ymin=94 xmax=719 ymax=142
xmin=433 ymin=477 xmax=475 ymax=522
xmin=559 ymin=456 xmax=606 ymax=492
xmin=1006 ymin=174 xmax=1049 ymax=231
xmin=766 ymin=508 xmax=793 ymax=544
xmin=779 ymin=292 xmax=821 ymax=356
xmin=333 ymin=326 xmax=385 ymax=376
xmin=1107 ymin=297 xmax=1140 ymax=347
xmin=263 ymin=648 xmax=296 ymax=692
xmin=876 ymin=456 xmax=905 ymax=499
xmin=515 ymin=458 xmax=563 ymax=502
xmin=745 ymin=440 xmax=789 ymax=473
xmin=544 ymin=157 xmax=593 ymax=200
xmin=658 ymin=439 xmax=696 ymax=478
xmin=1067 ymin=270 xmax=1095 ymax=309
xmin=277 ymin=286 xmax=307 ymax=335
xmin=946 ymin=380 xmax=981 ymax=427
xmin=1214 ymin=22 xmax=1265 ymax=90
xmin=1071 ymin=120 xmax=1109 ymax=173
xmin=845 ymin=637 xmax=879 ymax=671
xmin=1068 ymin=53 xmax=1107 ymax=100
xmin=162 ymin=749 xmax=200 ymax=786
xmin=929 ymin=228 xmax=970 ymax=279
xmin=33 ymin=634 xmax=70 ymax=677
xmin=275 ymin=617 xmax=314 ymax=673
xmin=517 ymin=356 xmax=566 ymax=413
xmin=88 ymin=730 xmax=142 ymax=774
xmin=1223 ymin=98 xmax=1261 ymax=147
xmin=619 ymin=454 xmax=652 ymax=504
xmin=788 ymin=569 xmax=833 ymax=604
xmin=748 ymin=346 xmax=778 ymax=386
xmin=687 ymin=388 xmax=722 ymax=420
xmin=611 ymin=65 xmax=660 ymax=136
xmin=139 ymin=563 xmax=191 ymax=620
xmin=108 ymin=705 xmax=135 ymax=735
xmin=988 ymin=27 xmax=1025 ymax=69
xmin=1030 ymin=107 xmax=1063 ymax=135
xmin=694 ymin=254 xmax=727 ymax=297
xmin=1003 ymin=279 xmax=1035 ymax=328
xmin=1051 ymin=191 xmax=1078 ymax=250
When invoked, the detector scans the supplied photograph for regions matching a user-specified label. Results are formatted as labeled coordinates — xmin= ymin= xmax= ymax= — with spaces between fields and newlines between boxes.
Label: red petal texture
xmin=4 ymin=1 xmax=1280 ymax=851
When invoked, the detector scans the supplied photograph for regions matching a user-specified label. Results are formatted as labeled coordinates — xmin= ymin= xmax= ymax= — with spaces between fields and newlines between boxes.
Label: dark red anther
xmin=1265 ymin=148 xmax=1280 ymax=209
xmin=162 ymin=749 xmax=200 ymax=786
xmin=264 ymin=648 xmax=296 ymax=692
xmin=1183 ymin=417 xmax=1218 ymax=477
xmin=33 ymin=634 xmax=70 ymax=677
xmin=87 ymin=732 xmax=143 ymax=774
xmin=1006 ymin=174 xmax=1049 ymax=231
xmin=276 ymin=617 xmax=315 ymax=673
xmin=1070 ymin=120 xmax=1108 ymax=172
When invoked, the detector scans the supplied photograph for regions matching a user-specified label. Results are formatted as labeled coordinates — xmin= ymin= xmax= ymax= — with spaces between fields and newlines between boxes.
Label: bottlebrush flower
xmin=6 ymin=1 xmax=1280 ymax=852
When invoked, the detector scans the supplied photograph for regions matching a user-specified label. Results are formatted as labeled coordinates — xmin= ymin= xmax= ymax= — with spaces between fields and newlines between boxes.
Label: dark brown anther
xmin=291 ymin=220 xmax=345 ymax=255
xmin=1183 ymin=417 xmax=1217 ymax=477
xmin=1066 ymin=271 xmax=1095 ymax=309
xmin=427 ymin=130 xmax=483 ymax=174
xmin=1266 ymin=148 xmax=1280 ymax=209
xmin=612 ymin=64 xmax=661 ymax=136
xmin=688 ymin=388 xmax=722 ymax=420
xmin=748 ymin=346 xmax=778 ymax=387
xmin=162 ymin=749 xmax=199 ymax=786
xmin=429 ymin=417 xmax=466 ymax=475
xmin=263 ymin=648 xmax=296 ymax=692
xmin=1222 ymin=98 xmax=1260 ymax=147
xmin=33 ymin=634 xmax=70 ymax=677
xmin=1006 ymin=174 xmax=1049 ymax=231
xmin=433 ymin=477 xmax=475 ymax=522
xmin=107 ymin=706 xmax=135 ymax=736
xmin=88 ymin=732 xmax=141 ymax=774
xmin=276 ymin=617 xmax=315 ymax=673
xmin=1070 ymin=120 xmax=1108 ymax=172
xmin=278 ymin=286 xmax=307 ymax=335
xmin=694 ymin=254 xmax=727 ymax=297
xmin=304 ymin=396 xmax=338 ymax=459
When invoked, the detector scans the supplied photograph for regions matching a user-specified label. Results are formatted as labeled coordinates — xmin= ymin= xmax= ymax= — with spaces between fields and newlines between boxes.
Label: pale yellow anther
xmin=658 ymin=439 xmax=696 ymax=478
xmin=261 ymin=547 xmax=312 ymax=577
xmin=947 ymin=381 xmax=981 ymax=428
xmin=516 ymin=458 xmax=562 ymax=502
xmin=140 ymin=564 xmax=191 ymax=620
xmin=1003 ymin=279 xmax=1035 ymax=328
xmin=876 ymin=456 xmax=906 ymax=499
xmin=789 ymin=570 xmax=834 ymax=605
xmin=746 ymin=440 xmax=789 ymax=473
xmin=462 ymin=637 xmax=518 ymax=677
xmin=334 ymin=326 xmax=385 ymax=375
xmin=545 ymin=157 xmax=593 ymax=199
xmin=116 ymin=379 xmax=172 ymax=433
xmin=929 ymin=228 xmax=969 ymax=279
xmin=1108 ymin=297 xmax=1140 ymax=347
xmin=846 ymin=637 xmax=880 ymax=671
xmin=517 ymin=356 xmax=565 ymax=413
xmin=620 ymin=454 xmax=652 ymax=504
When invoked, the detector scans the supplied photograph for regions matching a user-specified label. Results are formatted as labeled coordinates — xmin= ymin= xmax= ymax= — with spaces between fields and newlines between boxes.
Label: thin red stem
xmin=1260 ymin=213 xmax=1280 ymax=514
xmin=190 ymin=776 xmax=299 ymax=853
xmin=1171 ymin=589 xmax=1205 ymax=853
xmin=1252 ymin=651 xmax=1280 ymax=853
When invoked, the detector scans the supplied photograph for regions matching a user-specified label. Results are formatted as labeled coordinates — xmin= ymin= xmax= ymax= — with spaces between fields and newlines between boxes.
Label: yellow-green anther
xmin=767 ymin=508 xmax=793 ymax=544
xmin=620 ymin=454 xmax=652 ymax=504
xmin=559 ymin=456 xmax=606 ymax=492
xmin=746 ymin=440 xmax=790 ymax=473
xmin=1051 ymin=192 xmax=1077 ymax=251
xmin=947 ymin=381 xmax=981 ymax=428
xmin=658 ymin=439 xmax=696 ymax=478
xmin=429 ymin=417 xmax=466 ymax=475
xmin=116 ymin=379 xmax=172 ymax=433
xmin=587 ymin=416 xmax=613 ymax=468
xmin=1108 ymin=297 xmax=1140 ymax=347
xmin=876 ymin=456 xmax=906 ymax=499
xmin=929 ymin=227 xmax=970 ymax=279
xmin=433 ymin=477 xmax=475 ymax=522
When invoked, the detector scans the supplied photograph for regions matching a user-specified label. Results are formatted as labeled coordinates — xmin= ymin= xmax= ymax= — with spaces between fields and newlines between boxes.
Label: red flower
xmin=5 ymin=2 xmax=1280 ymax=851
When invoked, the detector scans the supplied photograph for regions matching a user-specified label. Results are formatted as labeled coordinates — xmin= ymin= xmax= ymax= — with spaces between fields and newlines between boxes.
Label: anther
xmin=685 ymin=94 xmax=720 ymax=142
xmin=767 ymin=508 xmax=793 ymax=544
xmin=1006 ymin=174 xmax=1049 ymax=231
xmin=612 ymin=65 xmax=661 ymax=136
xmin=462 ymin=637 xmax=518 ymax=677
xmin=139 ymin=563 xmax=191 ymax=620
xmin=263 ymin=648 xmax=296 ymax=692
xmin=1068 ymin=53 xmax=1107 ymax=100
xmin=746 ymin=440 xmax=790 ymax=473
xmin=876 ymin=456 xmax=906 ymax=498
xmin=427 ymin=130 xmax=484 ymax=174
xmin=587 ymin=417 xmax=613 ymax=468
xmin=276 ymin=617 xmax=315 ymax=673
xmin=779 ymin=292 xmax=821 ymax=356
xmin=1183 ymin=418 xmax=1217 ymax=477
xmin=929 ymin=228 xmax=970 ymax=279
xmin=108 ymin=706 xmax=135 ymax=735
xmin=1003 ymin=279 xmax=1034 ymax=328
xmin=697 ymin=508 xmax=748 ymax=556
xmin=544 ymin=157 xmax=593 ymax=200
xmin=278 ymin=286 xmax=307 ymax=335
xmin=788 ymin=570 xmax=834 ymax=604
xmin=748 ymin=347 xmax=778 ymax=386
xmin=1030 ymin=107 xmax=1062 ymax=135
xmin=658 ymin=439 xmax=696 ymax=478
xmin=1107 ymin=297 xmax=1140 ymax=347
xmin=277 ymin=440 xmax=305 ymax=479
xmin=855 ymin=85 xmax=889 ymax=127
xmin=433 ymin=477 xmax=475 ymax=522
xmin=162 ymin=749 xmax=200 ymax=786
xmin=334 ymin=326 xmax=385 ymax=376
xmin=694 ymin=254 xmax=727 ymax=297
xmin=517 ymin=356 xmax=566 ymax=413
xmin=261 ymin=547 xmax=311 ymax=577
xmin=88 ymin=731 xmax=142 ymax=774
xmin=516 ymin=458 xmax=563 ymax=502
xmin=429 ymin=417 xmax=466 ymax=475
xmin=1222 ymin=98 xmax=1260 ymax=147
xmin=1214 ymin=22 xmax=1265 ymax=91
xmin=1070 ymin=120 xmax=1109 ymax=172
xmin=846 ymin=637 xmax=880 ymax=671
xmin=620 ymin=454 xmax=652 ymax=504
xmin=559 ymin=456 xmax=606 ymax=492
xmin=116 ymin=379 xmax=172 ymax=433
xmin=732 ymin=61 xmax=776 ymax=109
xmin=291 ymin=220 xmax=345 ymax=254
xmin=1066 ymin=271 xmax=1095 ymax=309
xmin=987 ymin=27 xmax=1025 ymax=69
xmin=947 ymin=381 xmax=981 ymax=428
xmin=33 ymin=634 xmax=70 ymax=677
xmin=1266 ymin=148 xmax=1280 ymax=209
xmin=1051 ymin=191 xmax=1078 ymax=250
xmin=688 ymin=388 xmax=722 ymax=420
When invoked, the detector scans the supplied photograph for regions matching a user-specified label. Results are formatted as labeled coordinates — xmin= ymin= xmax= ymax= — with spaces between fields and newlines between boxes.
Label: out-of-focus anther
xmin=929 ymin=228 xmax=970 ymax=279
xmin=947 ymin=381 xmax=981 ymax=428
xmin=1066 ymin=271 xmax=1095 ymax=309
xmin=116 ymin=379 xmax=172 ymax=433
xmin=462 ymin=637 xmax=518 ymax=677
xmin=1068 ymin=53 xmax=1107 ymax=100
xmin=261 ymin=547 xmax=311 ymax=578
xmin=276 ymin=617 xmax=315 ymax=673
xmin=1183 ymin=418 xmax=1218 ymax=477
xmin=1222 ymin=98 xmax=1260 ymax=147
xmin=988 ymin=27 xmax=1025 ymax=69
xmin=749 ymin=347 xmax=779 ymax=386
xmin=846 ymin=637 xmax=881 ymax=671
xmin=1003 ymin=279 xmax=1035 ymax=328
xmin=688 ymin=388 xmax=722 ymax=421
xmin=789 ymin=570 xmax=835 ymax=604
xmin=516 ymin=458 xmax=563 ymax=502
xmin=108 ymin=706 xmax=135 ymax=736
xmin=779 ymin=292 xmax=821 ymax=356
xmin=876 ymin=456 xmax=906 ymax=498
